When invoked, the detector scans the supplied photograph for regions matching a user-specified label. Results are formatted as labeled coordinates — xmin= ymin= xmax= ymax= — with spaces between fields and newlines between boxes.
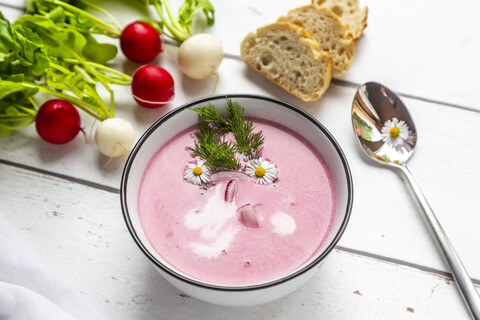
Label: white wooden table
xmin=1 ymin=0 xmax=479 ymax=318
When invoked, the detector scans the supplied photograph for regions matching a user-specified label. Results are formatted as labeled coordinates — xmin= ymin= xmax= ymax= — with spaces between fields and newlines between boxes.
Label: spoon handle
xmin=398 ymin=165 xmax=480 ymax=319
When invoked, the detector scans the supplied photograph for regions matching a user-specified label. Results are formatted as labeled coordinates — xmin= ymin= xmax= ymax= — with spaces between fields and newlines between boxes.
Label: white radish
xmin=95 ymin=118 xmax=135 ymax=157
xmin=178 ymin=33 xmax=223 ymax=80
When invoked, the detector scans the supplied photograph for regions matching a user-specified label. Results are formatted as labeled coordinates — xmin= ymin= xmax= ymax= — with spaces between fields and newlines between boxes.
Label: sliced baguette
xmin=312 ymin=0 xmax=368 ymax=40
xmin=278 ymin=6 xmax=355 ymax=77
xmin=240 ymin=22 xmax=333 ymax=102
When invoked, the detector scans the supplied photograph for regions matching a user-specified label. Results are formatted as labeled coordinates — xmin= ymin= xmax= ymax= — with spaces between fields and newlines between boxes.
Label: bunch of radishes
xmin=120 ymin=21 xmax=224 ymax=107
xmin=35 ymin=19 xmax=223 ymax=160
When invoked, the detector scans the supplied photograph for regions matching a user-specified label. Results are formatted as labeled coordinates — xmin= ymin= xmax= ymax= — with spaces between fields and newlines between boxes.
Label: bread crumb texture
xmin=279 ymin=6 xmax=355 ymax=76
xmin=241 ymin=22 xmax=332 ymax=102
xmin=312 ymin=0 xmax=368 ymax=39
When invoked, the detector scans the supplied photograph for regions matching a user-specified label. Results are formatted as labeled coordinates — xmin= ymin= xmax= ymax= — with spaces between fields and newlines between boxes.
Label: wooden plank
xmin=0 ymin=1 xmax=24 ymax=10
xmin=0 ymin=45 xmax=281 ymax=188
xmin=1 ymin=42 xmax=480 ymax=281
xmin=3 ymin=0 xmax=480 ymax=109
xmin=204 ymin=0 xmax=480 ymax=109
xmin=312 ymin=85 xmax=480 ymax=282
xmin=1 ymin=2 xmax=480 ymax=291
xmin=0 ymin=3 xmax=24 ymax=17
xmin=0 ymin=163 xmax=477 ymax=319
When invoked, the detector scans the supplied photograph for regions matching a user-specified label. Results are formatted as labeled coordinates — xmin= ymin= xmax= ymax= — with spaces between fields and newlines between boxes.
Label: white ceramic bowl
xmin=120 ymin=94 xmax=353 ymax=306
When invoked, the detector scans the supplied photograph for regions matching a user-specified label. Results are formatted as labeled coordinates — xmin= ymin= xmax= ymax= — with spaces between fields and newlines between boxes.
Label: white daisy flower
xmin=381 ymin=117 xmax=415 ymax=151
xmin=245 ymin=157 xmax=277 ymax=185
xmin=184 ymin=159 xmax=210 ymax=185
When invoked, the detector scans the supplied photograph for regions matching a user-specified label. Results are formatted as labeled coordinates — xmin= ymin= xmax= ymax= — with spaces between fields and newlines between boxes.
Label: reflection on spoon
xmin=352 ymin=82 xmax=480 ymax=320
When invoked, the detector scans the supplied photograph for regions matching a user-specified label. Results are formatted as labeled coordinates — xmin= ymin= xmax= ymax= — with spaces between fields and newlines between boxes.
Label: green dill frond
xmin=244 ymin=131 xmax=264 ymax=160
xmin=226 ymin=98 xmax=264 ymax=160
xmin=226 ymin=98 xmax=244 ymax=128
xmin=189 ymin=105 xmax=239 ymax=171
xmin=189 ymin=104 xmax=229 ymax=133
xmin=188 ymin=98 xmax=265 ymax=171
xmin=189 ymin=138 xmax=239 ymax=171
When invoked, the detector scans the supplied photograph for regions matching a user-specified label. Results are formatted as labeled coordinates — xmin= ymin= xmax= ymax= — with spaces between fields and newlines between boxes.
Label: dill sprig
xmin=192 ymin=103 xmax=230 ymax=133
xmin=189 ymin=98 xmax=264 ymax=171
xmin=226 ymin=100 xmax=264 ymax=160
xmin=189 ymin=113 xmax=240 ymax=171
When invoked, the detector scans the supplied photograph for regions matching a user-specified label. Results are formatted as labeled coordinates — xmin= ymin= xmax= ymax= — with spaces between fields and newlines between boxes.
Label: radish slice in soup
xmin=238 ymin=204 xmax=259 ymax=228
xmin=210 ymin=170 xmax=250 ymax=182
xmin=224 ymin=179 xmax=238 ymax=202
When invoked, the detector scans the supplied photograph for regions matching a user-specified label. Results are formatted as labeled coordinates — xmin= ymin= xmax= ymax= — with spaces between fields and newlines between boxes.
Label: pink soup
xmin=138 ymin=119 xmax=336 ymax=286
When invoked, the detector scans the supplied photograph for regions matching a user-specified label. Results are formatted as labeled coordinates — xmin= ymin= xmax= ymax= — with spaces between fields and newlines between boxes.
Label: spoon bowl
xmin=352 ymin=82 xmax=416 ymax=166
xmin=352 ymin=82 xmax=480 ymax=320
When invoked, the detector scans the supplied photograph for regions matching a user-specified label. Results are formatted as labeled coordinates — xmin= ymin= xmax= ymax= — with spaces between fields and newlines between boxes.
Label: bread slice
xmin=278 ymin=6 xmax=355 ymax=77
xmin=240 ymin=22 xmax=333 ymax=101
xmin=312 ymin=0 xmax=368 ymax=39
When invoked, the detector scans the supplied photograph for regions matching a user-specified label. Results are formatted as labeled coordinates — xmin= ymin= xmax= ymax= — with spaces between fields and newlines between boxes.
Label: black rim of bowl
xmin=120 ymin=94 xmax=354 ymax=292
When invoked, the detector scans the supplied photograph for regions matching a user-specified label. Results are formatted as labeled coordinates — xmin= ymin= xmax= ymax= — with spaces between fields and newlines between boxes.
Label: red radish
xmin=210 ymin=170 xmax=250 ymax=182
xmin=238 ymin=204 xmax=259 ymax=228
xmin=132 ymin=65 xmax=174 ymax=108
xmin=120 ymin=21 xmax=162 ymax=63
xmin=224 ymin=179 xmax=238 ymax=202
xmin=35 ymin=100 xmax=81 ymax=144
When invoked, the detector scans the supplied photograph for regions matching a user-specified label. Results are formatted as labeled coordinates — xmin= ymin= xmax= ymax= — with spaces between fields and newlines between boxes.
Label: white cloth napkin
xmin=0 ymin=221 xmax=104 ymax=320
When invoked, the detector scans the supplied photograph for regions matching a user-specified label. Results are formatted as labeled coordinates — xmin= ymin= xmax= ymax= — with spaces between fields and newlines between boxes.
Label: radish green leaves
xmin=0 ymin=12 xmax=131 ymax=135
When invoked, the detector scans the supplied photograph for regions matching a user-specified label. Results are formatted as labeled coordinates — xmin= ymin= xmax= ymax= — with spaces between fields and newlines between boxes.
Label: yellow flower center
xmin=389 ymin=127 xmax=400 ymax=138
xmin=255 ymin=167 xmax=265 ymax=177
xmin=192 ymin=166 xmax=203 ymax=176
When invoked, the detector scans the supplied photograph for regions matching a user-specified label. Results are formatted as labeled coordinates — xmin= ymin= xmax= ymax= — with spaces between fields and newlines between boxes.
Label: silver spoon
xmin=352 ymin=82 xmax=480 ymax=319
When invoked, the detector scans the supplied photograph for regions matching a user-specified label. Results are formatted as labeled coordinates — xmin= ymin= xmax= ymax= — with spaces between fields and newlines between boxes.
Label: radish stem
xmin=63 ymin=59 xmax=132 ymax=82
xmin=48 ymin=0 xmax=121 ymax=37
xmin=0 ymin=119 xmax=35 ymax=130
xmin=78 ymin=0 xmax=122 ymax=30
xmin=19 ymin=82 xmax=106 ymax=120
xmin=153 ymin=2 xmax=189 ymax=41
